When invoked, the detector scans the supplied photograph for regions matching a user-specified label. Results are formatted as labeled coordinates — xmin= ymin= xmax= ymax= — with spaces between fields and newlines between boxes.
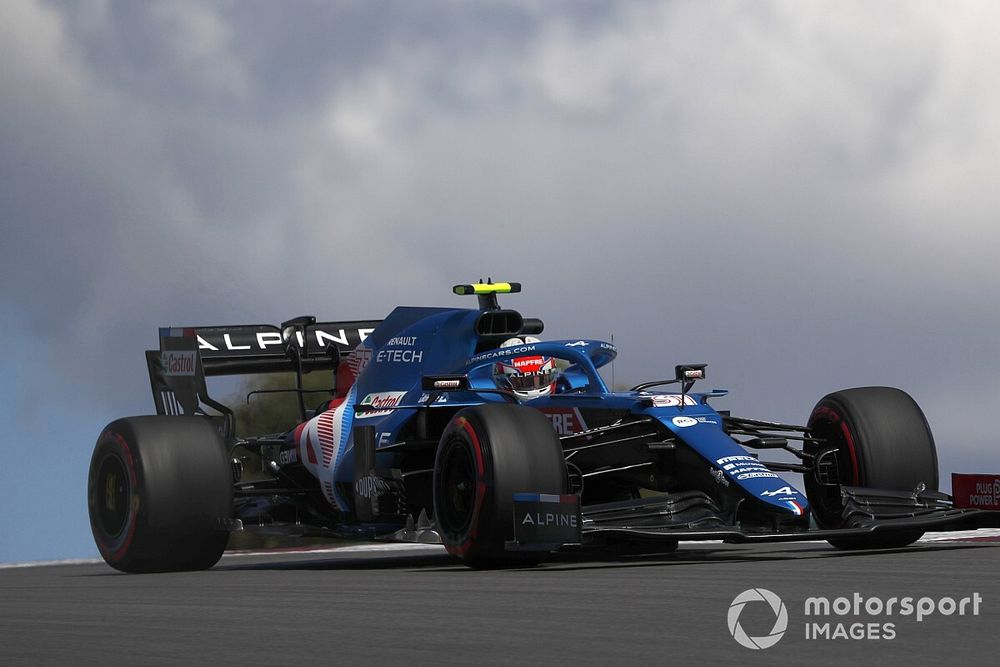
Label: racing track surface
xmin=2 ymin=535 xmax=999 ymax=665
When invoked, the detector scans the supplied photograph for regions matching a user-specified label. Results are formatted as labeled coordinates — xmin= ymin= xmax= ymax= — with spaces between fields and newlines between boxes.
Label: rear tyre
xmin=88 ymin=416 xmax=233 ymax=573
xmin=433 ymin=404 xmax=566 ymax=568
xmin=805 ymin=387 xmax=938 ymax=550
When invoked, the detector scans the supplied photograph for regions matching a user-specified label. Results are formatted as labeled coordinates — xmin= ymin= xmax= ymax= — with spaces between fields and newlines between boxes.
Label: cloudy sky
xmin=2 ymin=0 xmax=999 ymax=563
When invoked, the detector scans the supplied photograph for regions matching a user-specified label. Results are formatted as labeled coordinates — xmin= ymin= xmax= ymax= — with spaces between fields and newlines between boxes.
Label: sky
xmin=2 ymin=0 xmax=999 ymax=563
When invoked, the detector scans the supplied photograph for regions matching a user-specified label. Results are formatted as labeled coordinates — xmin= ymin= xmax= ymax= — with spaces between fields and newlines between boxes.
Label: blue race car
xmin=87 ymin=281 xmax=1000 ymax=571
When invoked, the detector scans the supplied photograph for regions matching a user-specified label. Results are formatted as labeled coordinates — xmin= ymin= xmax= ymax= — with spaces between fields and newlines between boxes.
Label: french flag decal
xmin=159 ymin=327 xmax=197 ymax=338
xmin=786 ymin=500 xmax=805 ymax=516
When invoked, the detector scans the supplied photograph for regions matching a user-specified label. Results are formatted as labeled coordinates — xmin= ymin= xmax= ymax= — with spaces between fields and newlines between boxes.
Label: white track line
xmin=920 ymin=529 xmax=1000 ymax=542
xmin=0 ymin=558 xmax=104 ymax=570
xmin=221 ymin=543 xmax=447 ymax=558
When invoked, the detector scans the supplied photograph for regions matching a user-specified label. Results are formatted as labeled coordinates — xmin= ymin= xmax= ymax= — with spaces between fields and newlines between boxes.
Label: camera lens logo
xmin=728 ymin=588 xmax=788 ymax=649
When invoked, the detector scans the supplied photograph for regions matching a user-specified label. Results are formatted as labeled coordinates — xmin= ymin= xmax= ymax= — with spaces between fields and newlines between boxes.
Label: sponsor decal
xmin=354 ymin=475 xmax=394 ymax=499
xmin=193 ymin=326 xmax=376 ymax=353
xmin=672 ymin=416 xmax=699 ymax=428
xmin=161 ymin=351 xmax=196 ymax=376
xmin=356 ymin=389 xmax=418 ymax=416
xmin=540 ymin=408 xmax=589 ymax=436
xmin=506 ymin=356 xmax=549 ymax=374
xmin=565 ymin=340 xmax=588 ymax=347
xmin=718 ymin=455 xmax=759 ymax=464
xmin=360 ymin=391 xmax=407 ymax=409
xmin=355 ymin=410 xmax=393 ymax=419
xmin=738 ymin=472 xmax=779 ymax=480
xmin=760 ymin=486 xmax=796 ymax=497
xmin=375 ymin=348 xmax=424 ymax=364
xmin=717 ymin=454 xmax=778 ymax=480
xmin=278 ymin=448 xmax=298 ymax=465
xmin=433 ymin=379 xmax=461 ymax=390
xmin=521 ymin=511 xmax=578 ymax=527
xmin=716 ymin=454 xmax=777 ymax=479
xmin=727 ymin=466 xmax=768 ymax=475
xmin=647 ymin=394 xmax=698 ymax=407
xmin=384 ymin=336 xmax=417 ymax=347
xmin=470 ymin=345 xmax=537 ymax=364
xmin=512 ymin=493 xmax=582 ymax=546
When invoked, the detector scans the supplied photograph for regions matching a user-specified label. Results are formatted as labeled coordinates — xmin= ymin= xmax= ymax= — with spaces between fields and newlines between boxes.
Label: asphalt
xmin=2 ymin=538 xmax=999 ymax=665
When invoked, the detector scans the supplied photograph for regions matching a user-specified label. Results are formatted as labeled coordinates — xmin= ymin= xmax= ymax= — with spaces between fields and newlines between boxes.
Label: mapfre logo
xmin=728 ymin=588 xmax=788 ymax=650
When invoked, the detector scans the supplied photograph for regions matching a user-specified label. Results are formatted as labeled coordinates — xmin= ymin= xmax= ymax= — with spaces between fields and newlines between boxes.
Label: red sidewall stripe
xmin=93 ymin=431 xmax=139 ymax=563
xmin=812 ymin=405 xmax=860 ymax=485
xmin=839 ymin=420 xmax=860 ymax=485
xmin=450 ymin=417 xmax=488 ymax=557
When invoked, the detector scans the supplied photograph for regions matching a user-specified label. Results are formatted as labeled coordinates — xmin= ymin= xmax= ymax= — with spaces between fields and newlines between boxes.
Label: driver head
xmin=493 ymin=336 xmax=557 ymax=400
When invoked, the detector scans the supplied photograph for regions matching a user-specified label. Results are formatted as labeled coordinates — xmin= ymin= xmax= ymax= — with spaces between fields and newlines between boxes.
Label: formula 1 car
xmin=87 ymin=282 xmax=1000 ymax=572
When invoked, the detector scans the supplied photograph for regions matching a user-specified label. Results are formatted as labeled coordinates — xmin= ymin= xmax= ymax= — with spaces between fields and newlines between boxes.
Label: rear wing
xmin=146 ymin=319 xmax=381 ymax=433
xmin=158 ymin=320 xmax=380 ymax=376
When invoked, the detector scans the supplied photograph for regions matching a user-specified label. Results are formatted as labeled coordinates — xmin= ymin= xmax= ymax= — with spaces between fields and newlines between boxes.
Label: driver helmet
xmin=493 ymin=336 xmax=558 ymax=400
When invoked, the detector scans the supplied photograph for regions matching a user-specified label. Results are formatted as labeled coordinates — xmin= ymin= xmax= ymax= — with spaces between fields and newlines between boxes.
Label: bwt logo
xmin=728 ymin=588 xmax=788 ymax=650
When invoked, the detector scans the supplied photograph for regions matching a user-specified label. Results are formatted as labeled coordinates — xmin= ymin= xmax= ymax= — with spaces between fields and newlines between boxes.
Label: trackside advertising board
xmin=952 ymin=473 xmax=1000 ymax=511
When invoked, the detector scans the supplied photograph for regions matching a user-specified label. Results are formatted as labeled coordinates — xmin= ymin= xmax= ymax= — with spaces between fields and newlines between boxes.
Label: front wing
xmin=508 ymin=486 xmax=1000 ymax=551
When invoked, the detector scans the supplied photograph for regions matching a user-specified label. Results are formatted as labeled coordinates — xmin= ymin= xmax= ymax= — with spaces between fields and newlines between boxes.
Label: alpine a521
xmin=87 ymin=282 xmax=1000 ymax=571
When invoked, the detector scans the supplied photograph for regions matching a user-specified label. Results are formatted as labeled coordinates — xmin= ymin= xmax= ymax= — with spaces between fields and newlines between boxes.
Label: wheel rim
xmin=95 ymin=453 xmax=130 ymax=538
xmin=438 ymin=437 xmax=476 ymax=534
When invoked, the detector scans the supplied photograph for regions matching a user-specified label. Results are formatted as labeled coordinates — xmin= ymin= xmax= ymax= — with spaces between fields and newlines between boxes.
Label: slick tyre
xmin=88 ymin=416 xmax=233 ymax=573
xmin=805 ymin=387 xmax=938 ymax=550
xmin=433 ymin=404 xmax=566 ymax=568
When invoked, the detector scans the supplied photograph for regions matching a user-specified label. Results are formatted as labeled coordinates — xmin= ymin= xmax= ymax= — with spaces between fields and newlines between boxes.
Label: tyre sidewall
xmin=88 ymin=429 xmax=141 ymax=567
xmin=433 ymin=405 xmax=566 ymax=565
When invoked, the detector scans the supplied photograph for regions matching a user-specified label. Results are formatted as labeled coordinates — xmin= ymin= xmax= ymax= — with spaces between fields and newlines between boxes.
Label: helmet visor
xmin=506 ymin=369 xmax=557 ymax=391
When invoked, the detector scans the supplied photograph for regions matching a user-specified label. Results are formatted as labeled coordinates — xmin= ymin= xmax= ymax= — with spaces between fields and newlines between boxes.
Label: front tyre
xmin=805 ymin=386 xmax=938 ymax=550
xmin=433 ymin=405 xmax=566 ymax=568
xmin=88 ymin=416 xmax=233 ymax=573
